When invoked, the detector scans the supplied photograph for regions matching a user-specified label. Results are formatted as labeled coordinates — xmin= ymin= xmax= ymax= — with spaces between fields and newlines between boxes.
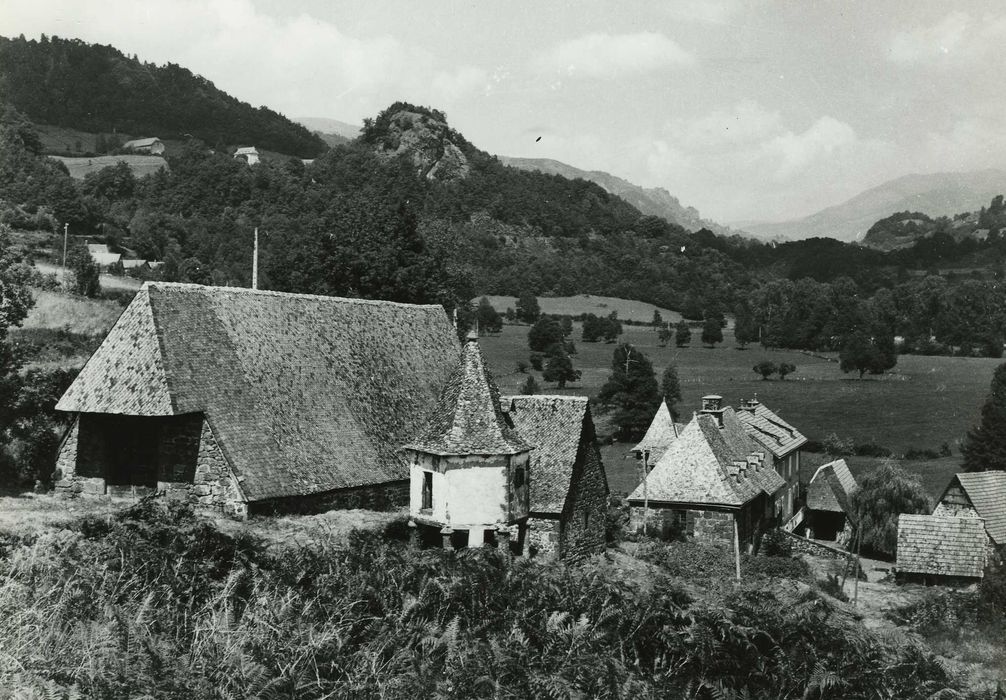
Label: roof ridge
xmin=143 ymin=282 xmax=449 ymax=310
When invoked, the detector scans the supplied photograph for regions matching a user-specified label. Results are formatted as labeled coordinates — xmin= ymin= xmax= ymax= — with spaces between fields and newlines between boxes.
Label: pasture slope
xmin=477 ymin=294 xmax=683 ymax=325
xmin=479 ymin=321 xmax=994 ymax=499
xmin=49 ymin=154 xmax=168 ymax=180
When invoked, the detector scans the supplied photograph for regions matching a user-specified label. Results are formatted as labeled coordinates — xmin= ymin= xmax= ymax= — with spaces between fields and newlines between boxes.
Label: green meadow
xmin=480 ymin=322 xmax=996 ymax=499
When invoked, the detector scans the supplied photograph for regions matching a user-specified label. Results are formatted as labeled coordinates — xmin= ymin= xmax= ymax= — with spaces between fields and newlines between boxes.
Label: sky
xmin=5 ymin=0 xmax=1006 ymax=223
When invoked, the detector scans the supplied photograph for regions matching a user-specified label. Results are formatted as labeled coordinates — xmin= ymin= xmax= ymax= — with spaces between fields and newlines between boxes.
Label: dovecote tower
xmin=404 ymin=331 xmax=532 ymax=549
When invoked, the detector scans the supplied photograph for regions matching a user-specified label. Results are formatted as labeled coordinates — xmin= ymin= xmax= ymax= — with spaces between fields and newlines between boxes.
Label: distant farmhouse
xmin=54 ymin=284 xmax=608 ymax=559
xmin=122 ymin=137 xmax=165 ymax=155
xmin=234 ymin=146 xmax=260 ymax=165
xmin=86 ymin=243 xmax=121 ymax=269
xmin=627 ymin=395 xmax=786 ymax=550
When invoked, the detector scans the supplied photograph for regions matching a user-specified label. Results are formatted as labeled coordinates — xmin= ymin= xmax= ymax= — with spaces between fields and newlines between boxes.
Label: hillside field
xmin=477 ymin=294 xmax=683 ymax=325
xmin=481 ymin=322 xmax=993 ymax=497
xmin=49 ymin=154 xmax=168 ymax=180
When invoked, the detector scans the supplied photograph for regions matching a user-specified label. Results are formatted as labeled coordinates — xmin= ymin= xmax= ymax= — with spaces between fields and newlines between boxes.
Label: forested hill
xmin=0 ymin=35 xmax=326 ymax=158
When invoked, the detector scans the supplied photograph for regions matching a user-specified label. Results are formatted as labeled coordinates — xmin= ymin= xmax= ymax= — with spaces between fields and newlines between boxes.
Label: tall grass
xmin=19 ymin=290 xmax=122 ymax=336
xmin=0 ymin=499 xmax=988 ymax=698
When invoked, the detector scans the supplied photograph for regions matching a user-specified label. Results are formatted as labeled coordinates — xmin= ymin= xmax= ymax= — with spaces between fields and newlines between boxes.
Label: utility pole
xmin=252 ymin=227 xmax=259 ymax=290
xmin=641 ymin=449 xmax=650 ymax=536
xmin=62 ymin=223 xmax=69 ymax=290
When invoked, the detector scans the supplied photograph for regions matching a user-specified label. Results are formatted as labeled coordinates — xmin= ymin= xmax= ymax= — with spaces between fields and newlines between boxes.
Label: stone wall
xmin=558 ymin=437 xmax=608 ymax=561
xmin=527 ymin=515 xmax=561 ymax=558
xmin=249 ymin=480 xmax=409 ymax=516
xmin=693 ymin=509 xmax=734 ymax=544
xmin=782 ymin=529 xmax=847 ymax=559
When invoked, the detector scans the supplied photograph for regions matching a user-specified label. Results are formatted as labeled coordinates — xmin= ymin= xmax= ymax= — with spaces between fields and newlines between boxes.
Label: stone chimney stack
xmin=700 ymin=394 xmax=726 ymax=427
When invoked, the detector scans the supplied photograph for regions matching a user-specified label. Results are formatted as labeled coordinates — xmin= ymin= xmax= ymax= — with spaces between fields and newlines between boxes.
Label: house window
xmin=514 ymin=466 xmax=525 ymax=489
xmin=422 ymin=471 xmax=433 ymax=511
xmin=583 ymin=510 xmax=590 ymax=528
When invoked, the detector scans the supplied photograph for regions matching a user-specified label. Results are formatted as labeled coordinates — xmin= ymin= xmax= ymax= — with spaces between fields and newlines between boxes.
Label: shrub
xmin=853 ymin=443 xmax=893 ymax=458
xmin=760 ymin=528 xmax=793 ymax=557
xmin=743 ymin=555 xmax=811 ymax=581
xmin=817 ymin=573 xmax=850 ymax=602
xmin=528 ymin=352 xmax=544 ymax=371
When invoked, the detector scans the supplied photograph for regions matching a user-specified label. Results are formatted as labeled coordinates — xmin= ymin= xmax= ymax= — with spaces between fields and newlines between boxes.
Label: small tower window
xmin=514 ymin=466 xmax=526 ymax=489
xmin=422 ymin=471 xmax=433 ymax=511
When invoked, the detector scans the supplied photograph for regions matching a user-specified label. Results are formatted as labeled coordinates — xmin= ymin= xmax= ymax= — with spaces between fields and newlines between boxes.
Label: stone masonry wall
xmin=692 ymin=510 xmax=735 ymax=544
xmin=559 ymin=437 xmax=608 ymax=561
xmin=527 ymin=516 xmax=561 ymax=558
xmin=249 ymin=480 xmax=409 ymax=516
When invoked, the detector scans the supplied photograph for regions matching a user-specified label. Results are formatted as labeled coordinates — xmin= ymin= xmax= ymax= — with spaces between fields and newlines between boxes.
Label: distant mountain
xmin=746 ymin=169 xmax=1006 ymax=243
xmin=0 ymin=35 xmax=326 ymax=158
xmin=497 ymin=156 xmax=744 ymax=237
xmin=295 ymin=117 xmax=362 ymax=141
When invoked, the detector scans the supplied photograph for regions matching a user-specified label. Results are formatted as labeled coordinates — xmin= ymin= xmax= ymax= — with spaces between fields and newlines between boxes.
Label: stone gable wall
xmin=558 ymin=436 xmax=608 ymax=561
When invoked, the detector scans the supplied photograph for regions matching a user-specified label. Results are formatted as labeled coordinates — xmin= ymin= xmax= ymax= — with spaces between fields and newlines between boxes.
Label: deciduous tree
xmin=674 ymin=320 xmax=691 ymax=348
xmin=515 ymin=293 xmax=540 ymax=324
xmin=701 ymin=317 xmax=723 ymax=348
xmin=753 ymin=361 xmax=777 ymax=380
xmin=850 ymin=461 xmax=931 ymax=558
xmin=661 ymin=364 xmax=682 ymax=421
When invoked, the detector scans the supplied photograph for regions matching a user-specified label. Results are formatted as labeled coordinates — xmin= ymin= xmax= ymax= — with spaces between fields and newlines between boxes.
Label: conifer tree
xmin=674 ymin=320 xmax=691 ymax=348
xmin=661 ymin=364 xmax=682 ymax=421
xmin=962 ymin=362 xmax=1006 ymax=471
xmin=598 ymin=344 xmax=661 ymax=440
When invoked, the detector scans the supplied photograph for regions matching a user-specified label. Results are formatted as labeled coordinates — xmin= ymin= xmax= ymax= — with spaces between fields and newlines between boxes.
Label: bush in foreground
xmin=0 ymin=498 xmax=987 ymax=698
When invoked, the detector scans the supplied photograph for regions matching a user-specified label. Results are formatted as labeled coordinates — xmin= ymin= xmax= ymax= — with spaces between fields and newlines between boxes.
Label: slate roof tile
xmin=736 ymin=399 xmax=807 ymax=458
xmin=505 ymin=395 xmax=596 ymax=513
xmin=807 ymin=459 xmax=858 ymax=514
xmin=632 ymin=400 xmax=685 ymax=464
xmin=947 ymin=471 xmax=1006 ymax=545
xmin=897 ymin=514 xmax=988 ymax=578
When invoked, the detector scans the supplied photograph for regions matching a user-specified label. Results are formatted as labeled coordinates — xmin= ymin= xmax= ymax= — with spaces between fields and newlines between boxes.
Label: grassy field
xmin=482 ymin=322 xmax=994 ymax=497
xmin=34 ymin=261 xmax=143 ymax=292
xmin=19 ymin=289 xmax=124 ymax=335
xmin=49 ymin=154 xmax=168 ymax=180
xmin=478 ymin=294 xmax=684 ymax=324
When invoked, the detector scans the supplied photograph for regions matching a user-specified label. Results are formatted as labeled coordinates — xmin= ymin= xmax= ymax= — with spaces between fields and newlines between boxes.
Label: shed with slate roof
xmin=736 ymin=397 xmax=806 ymax=522
xmin=934 ymin=471 xmax=1006 ymax=558
xmin=626 ymin=396 xmax=786 ymax=549
xmin=804 ymin=459 xmax=859 ymax=543
xmin=54 ymin=283 xmax=459 ymax=516
xmin=505 ymin=395 xmax=608 ymax=561
xmin=896 ymin=514 xmax=989 ymax=583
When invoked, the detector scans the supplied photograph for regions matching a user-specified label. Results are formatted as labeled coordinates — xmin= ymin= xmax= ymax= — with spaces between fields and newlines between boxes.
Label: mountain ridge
xmin=746 ymin=169 xmax=1006 ymax=242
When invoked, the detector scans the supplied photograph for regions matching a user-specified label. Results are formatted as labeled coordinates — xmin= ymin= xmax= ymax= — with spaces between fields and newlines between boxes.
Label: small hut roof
xmin=405 ymin=332 xmax=530 ymax=457
xmin=632 ymin=400 xmax=684 ymax=463
xmin=946 ymin=471 xmax=1006 ymax=545
xmin=123 ymin=137 xmax=161 ymax=148
xmin=807 ymin=459 xmax=859 ymax=514
xmin=506 ymin=395 xmax=604 ymax=513
xmin=896 ymin=514 xmax=988 ymax=578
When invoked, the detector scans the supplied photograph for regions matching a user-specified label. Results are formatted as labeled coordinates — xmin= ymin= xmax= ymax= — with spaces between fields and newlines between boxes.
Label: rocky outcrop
xmin=371 ymin=109 xmax=470 ymax=181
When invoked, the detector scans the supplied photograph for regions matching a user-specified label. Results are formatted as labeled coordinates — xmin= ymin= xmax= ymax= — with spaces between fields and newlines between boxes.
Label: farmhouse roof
xmin=92 ymin=252 xmax=121 ymax=266
xmin=234 ymin=146 xmax=259 ymax=156
xmin=405 ymin=332 xmax=530 ymax=457
xmin=87 ymin=243 xmax=109 ymax=255
xmin=627 ymin=407 xmax=785 ymax=507
xmin=56 ymin=283 xmax=460 ymax=501
xmin=735 ymin=398 xmax=807 ymax=458
xmin=506 ymin=395 xmax=604 ymax=513
xmin=123 ymin=137 xmax=161 ymax=149
xmin=121 ymin=259 xmax=148 ymax=269
xmin=807 ymin=459 xmax=858 ymax=514
xmin=896 ymin=514 xmax=988 ymax=579
xmin=944 ymin=471 xmax=1006 ymax=545
xmin=632 ymin=400 xmax=684 ymax=464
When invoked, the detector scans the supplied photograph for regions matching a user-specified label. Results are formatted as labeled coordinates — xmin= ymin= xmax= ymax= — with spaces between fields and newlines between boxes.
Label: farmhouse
xmin=234 ymin=146 xmax=260 ymax=165
xmin=735 ymin=397 xmax=806 ymax=522
xmin=627 ymin=396 xmax=786 ymax=550
xmin=122 ymin=137 xmax=165 ymax=155
xmin=54 ymin=283 xmax=459 ymax=517
xmin=506 ymin=395 xmax=608 ymax=560
xmin=803 ymin=458 xmax=858 ymax=544
xmin=121 ymin=259 xmax=149 ymax=272
xmin=896 ymin=514 xmax=989 ymax=584
xmin=933 ymin=471 xmax=1006 ymax=559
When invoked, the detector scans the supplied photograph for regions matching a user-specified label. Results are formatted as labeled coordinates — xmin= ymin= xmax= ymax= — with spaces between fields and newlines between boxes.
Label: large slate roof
xmin=506 ymin=395 xmax=601 ymax=513
xmin=897 ymin=514 xmax=988 ymax=578
xmin=627 ymin=408 xmax=785 ymax=507
xmin=57 ymin=283 xmax=460 ymax=501
xmin=736 ymin=399 xmax=807 ymax=458
xmin=632 ymin=400 xmax=685 ymax=464
xmin=946 ymin=471 xmax=1006 ymax=545
xmin=405 ymin=332 xmax=530 ymax=457
xmin=807 ymin=459 xmax=859 ymax=514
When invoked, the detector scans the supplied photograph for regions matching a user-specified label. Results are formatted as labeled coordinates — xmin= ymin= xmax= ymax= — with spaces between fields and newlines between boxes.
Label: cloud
xmin=3 ymin=0 xmax=486 ymax=121
xmin=766 ymin=116 xmax=857 ymax=179
xmin=889 ymin=11 xmax=1006 ymax=66
xmin=534 ymin=32 xmax=693 ymax=79
xmin=664 ymin=100 xmax=782 ymax=150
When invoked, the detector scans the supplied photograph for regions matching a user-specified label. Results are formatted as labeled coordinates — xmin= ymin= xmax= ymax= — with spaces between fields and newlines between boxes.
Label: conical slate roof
xmin=406 ymin=331 xmax=531 ymax=456
xmin=633 ymin=400 xmax=683 ymax=463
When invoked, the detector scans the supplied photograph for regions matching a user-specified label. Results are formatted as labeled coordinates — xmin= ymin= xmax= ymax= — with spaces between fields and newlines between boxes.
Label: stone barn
xmin=627 ymin=396 xmax=786 ymax=550
xmin=506 ymin=395 xmax=609 ymax=561
xmin=804 ymin=458 xmax=858 ymax=544
xmin=54 ymin=282 xmax=459 ymax=517
xmin=933 ymin=471 xmax=1006 ymax=561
